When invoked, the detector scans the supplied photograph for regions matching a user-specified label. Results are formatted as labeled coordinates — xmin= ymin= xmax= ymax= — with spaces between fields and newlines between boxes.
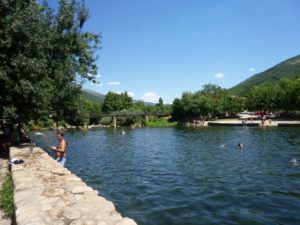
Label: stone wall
xmin=10 ymin=146 xmax=137 ymax=225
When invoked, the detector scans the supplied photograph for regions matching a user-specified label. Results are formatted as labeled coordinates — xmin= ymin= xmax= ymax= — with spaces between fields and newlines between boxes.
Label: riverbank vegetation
xmin=0 ymin=172 xmax=13 ymax=218
xmin=246 ymin=78 xmax=300 ymax=114
xmin=146 ymin=118 xmax=177 ymax=127
xmin=100 ymin=94 xmax=172 ymax=126
xmin=170 ymin=78 xmax=300 ymax=122
xmin=171 ymin=84 xmax=245 ymax=120
xmin=71 ymin=78 xmax=300 ymax=128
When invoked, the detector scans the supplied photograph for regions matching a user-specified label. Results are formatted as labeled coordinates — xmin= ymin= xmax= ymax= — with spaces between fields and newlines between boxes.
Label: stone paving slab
xmin=10 ymin=146 xmax=137 ymax=225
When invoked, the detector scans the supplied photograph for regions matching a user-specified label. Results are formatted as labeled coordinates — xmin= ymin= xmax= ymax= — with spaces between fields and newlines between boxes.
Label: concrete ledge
xmin=10 ymin=146 xmax=137 ymax=225
xmin=207 ymin=120 xmax=300 ymax=127
xmin=278 ymin=123 xmax=300 ymax=127
xmin=208 ymin=122 xmax=259 ymax=126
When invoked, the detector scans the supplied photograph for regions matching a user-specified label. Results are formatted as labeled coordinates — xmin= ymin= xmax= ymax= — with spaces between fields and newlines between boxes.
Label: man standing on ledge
xmin=51 ymin=132 xmax=67 ymax=166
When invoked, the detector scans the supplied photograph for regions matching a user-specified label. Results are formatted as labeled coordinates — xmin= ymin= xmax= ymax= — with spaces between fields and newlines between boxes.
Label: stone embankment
xmin=208 ymin=120 xmax=300 ymax=127
xmin=10 ymin=146 xmax=137 ymax=225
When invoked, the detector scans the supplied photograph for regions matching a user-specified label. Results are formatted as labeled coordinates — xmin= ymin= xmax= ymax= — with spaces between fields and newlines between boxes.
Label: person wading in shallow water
xmin=51 ymin=132 xmax=67 ymax=166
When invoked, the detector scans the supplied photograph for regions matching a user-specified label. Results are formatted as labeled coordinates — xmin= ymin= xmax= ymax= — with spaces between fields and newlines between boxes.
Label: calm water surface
xmin=38 ymin=127 xmax=300 ymax=225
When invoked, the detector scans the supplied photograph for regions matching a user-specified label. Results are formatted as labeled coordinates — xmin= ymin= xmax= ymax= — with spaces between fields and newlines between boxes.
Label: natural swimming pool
xmin=37 ymin=127 xmax=300 ymax=225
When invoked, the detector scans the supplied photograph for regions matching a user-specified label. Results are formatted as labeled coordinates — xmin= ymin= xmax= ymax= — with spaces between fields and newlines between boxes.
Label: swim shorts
xmin=56 ymin=157 xmax=66 ymax=166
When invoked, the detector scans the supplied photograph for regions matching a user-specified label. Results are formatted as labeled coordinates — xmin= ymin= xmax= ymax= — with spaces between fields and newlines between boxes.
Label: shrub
xmin=100 ymin=117 xmax=112 ymax=126
xmin=0 ymin=172 xmax=13 ymax=218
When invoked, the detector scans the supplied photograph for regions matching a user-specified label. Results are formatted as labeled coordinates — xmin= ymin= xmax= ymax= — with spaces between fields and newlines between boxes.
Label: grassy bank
xmin=0 ymin=172 xmax=13 ymax=218
xmin=146 ymin=118 xmax=177 ymax=127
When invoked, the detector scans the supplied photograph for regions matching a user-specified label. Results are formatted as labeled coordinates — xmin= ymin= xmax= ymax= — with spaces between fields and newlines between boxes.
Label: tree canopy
xmin=0 ymin=0 xmax=100 ymax=124
xmin=102 ymin=91 xmax=133 ymax=114
xmin=171 ymin=84 xmax=245 ymax=120
xmin=246 ymin=77 xmax=300 ymax=113
xmin=172 ymin=78 xmax=300 ymax=121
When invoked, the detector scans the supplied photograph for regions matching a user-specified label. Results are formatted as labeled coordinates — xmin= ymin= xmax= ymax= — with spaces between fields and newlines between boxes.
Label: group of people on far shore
xmin=186 ymin=118 xmax=206 ymax=127
xmin=261 ymin=116 xmax=272 ymax=126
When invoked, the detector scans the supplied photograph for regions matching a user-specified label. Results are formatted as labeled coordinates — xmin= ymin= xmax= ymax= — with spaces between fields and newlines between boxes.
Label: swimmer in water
xmin=290 ymin=158 xmax=298 ymax=165
xmin=120 ymin=129 xmax=126 ymax=135
xmin=237 ymin=142 xmax=243 ymax=149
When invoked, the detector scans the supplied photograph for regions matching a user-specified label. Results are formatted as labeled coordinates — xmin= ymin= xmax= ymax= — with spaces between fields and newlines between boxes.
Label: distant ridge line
xmin=229 ymin=54 xmax=300 ymax=95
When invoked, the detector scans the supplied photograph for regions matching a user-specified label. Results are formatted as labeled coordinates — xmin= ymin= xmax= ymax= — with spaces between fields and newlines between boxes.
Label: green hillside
xmin=81 ymin=89 xmax=156 ymax=106
xmin=229 ymin=54 xmax=300 ymax=95
xmin=81 ymin=89 xmax=105 ymax=103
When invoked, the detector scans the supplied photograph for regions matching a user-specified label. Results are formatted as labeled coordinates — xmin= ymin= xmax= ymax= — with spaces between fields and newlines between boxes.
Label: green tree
xmin=246 ymin=86 xmax=280 ymax=113
xmin=120 ymin=91 xmax=133 ymax=109
xmin=171 ymin=91 xmax=210 ymax=120
xmin=157 ymin=97 xmax=163 ymax=108
xmin=220 ymin=95 xmax=245 ymax=117
xmin=192 ymin=91 xmax=210 ymax=117
xmin=64 ymin=96 xmax=90 ymax=126
xmin=102 ymin=91 xmax=133 ymax=114
xmin=279 ymin=78 xmax=300 ymax=112
xmin=171 ymin=84 xmax=240 ymax=120
xmin=0 ymin=0 xmax=100 ymax=124
xmin=133 ymin=100 xmax=146 ymax=111
xmin=171 ymin=98 xmax=184 ymax=120
xmin=85 ymin=100 xmax=102 ymax=124
xmin=201 ymin=84 xmax=226 ymax=117
xmin=0 ymin=0 xmax=53 ymax=122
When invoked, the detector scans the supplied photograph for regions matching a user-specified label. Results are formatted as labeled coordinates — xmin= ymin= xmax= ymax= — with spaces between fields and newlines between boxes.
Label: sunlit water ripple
xmin=37 ymin=127 xmax=300 ymax=225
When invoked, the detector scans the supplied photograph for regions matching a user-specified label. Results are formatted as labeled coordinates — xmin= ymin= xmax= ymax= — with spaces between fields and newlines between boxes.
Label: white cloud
xmin=142 ymin=92 xmax=160 ymax=103
xmin=214 ymin=73 xmax=224 ymax=78
xmin=249 ymin=68 xmax=256 ymax=72
xmin=87 ymin=73 xmax=101 ymax=78
xmin=108 ymin=81 xmax=121 ymax=85
xmin=127 ymin=91 xmax=135 ymax=97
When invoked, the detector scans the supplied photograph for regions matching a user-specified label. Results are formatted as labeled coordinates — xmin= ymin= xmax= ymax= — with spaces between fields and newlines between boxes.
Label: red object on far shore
xmin=255 ymin=111 xmax=265 ymax=116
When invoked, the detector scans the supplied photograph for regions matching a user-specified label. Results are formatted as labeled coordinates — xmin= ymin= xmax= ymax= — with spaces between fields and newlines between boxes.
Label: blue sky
xmin=48 ymin=0 xmax=300 ymax=103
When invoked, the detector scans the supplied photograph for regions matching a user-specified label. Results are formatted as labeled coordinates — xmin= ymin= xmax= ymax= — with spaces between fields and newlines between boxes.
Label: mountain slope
xmin=229 ymin=54 xmax=300 ymax=95
xmin=81 ymin=89 xmax=156 ymax=106
xmin=82 ymin=89 xmax=105 ymax=103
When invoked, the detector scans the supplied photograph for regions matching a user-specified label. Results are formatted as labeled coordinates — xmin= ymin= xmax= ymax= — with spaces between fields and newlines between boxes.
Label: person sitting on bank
xmin=0 ymin=124 xmax=18 ymax=158
xmin=17 ymin=123 xmax=31 ymax=143
xmin=51 ymin=132 xmax=67 ymax=166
